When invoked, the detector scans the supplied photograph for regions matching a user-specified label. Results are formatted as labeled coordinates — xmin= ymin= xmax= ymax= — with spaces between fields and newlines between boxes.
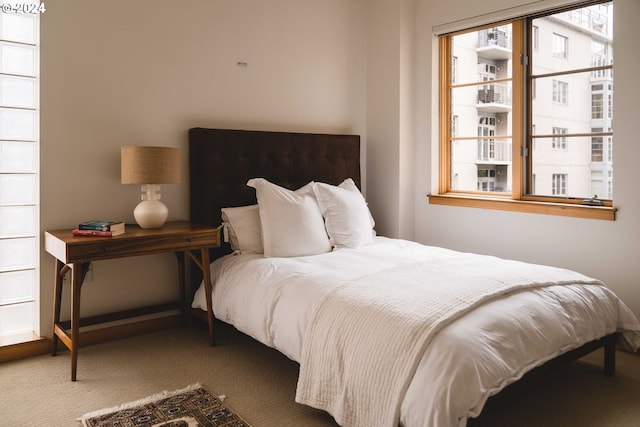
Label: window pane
xmin=0 ymin=301 xmax=34 ymax=336
xmin=0 ymin=107 xmax=35 ymax=140
xmin=0 ymin=141 xmax=36 ymax=172
xmin=532 ymin=72 xmax=606 ymax=134
xmin=0 ymin=269 xmax=35 ymax=304
xmin=0 ymin=237 xmax=35 ymax=272
xmin=451 ymin=138 xmax=512 ymax=193
xmin=531 ymin=136 xmax=611 ymax=199
xmin=451 ymin=24 xmax=512 ymax=85
xmin=0 ymin=174 xmax=36 ymax=205
xmin=0 ymin=206 xmax=35 ymax=237
xmin=529 ymin=2 xmax=613 ymax=201
xmin=0 ymin=12 xmax=36 ymax=44
xmin=0 ymin=75 xmax=36 ymax=108
xmin=532 ymin=3 xmax=613 ymax=74
xmin=0 ymin=42 xmax=35 ymax=76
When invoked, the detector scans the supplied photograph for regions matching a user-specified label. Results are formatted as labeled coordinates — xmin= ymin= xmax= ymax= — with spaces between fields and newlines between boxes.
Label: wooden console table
xmin=44 ymin=221 xmax=220 ymax=381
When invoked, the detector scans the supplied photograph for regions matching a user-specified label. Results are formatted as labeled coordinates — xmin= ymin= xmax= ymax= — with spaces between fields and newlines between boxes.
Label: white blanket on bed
xmin=295 ymin=254 xmax=602 ymax=427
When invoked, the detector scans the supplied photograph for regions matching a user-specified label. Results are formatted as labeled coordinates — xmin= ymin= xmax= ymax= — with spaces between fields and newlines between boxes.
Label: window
xmin=591 ymin=128 xmax=603 ymax=161
xmin=552 ymin=33 xmax=568 ymax=58
xmin=433 ymin=0 xmax=615 ymax=220
xmin=552 ymin=174 xmax=567 ymax=195
xmin=477 ymin=166 xmax=496 ymax=192
xmin=552 ymin=127 xmax=568 ymax=150
xmin=552 ymin=80 xmax=568 ymax=104
xmin=451 ymin=56 xmax=458 ymax=84
xmin=591 ymin=93 xmax=603 ymax=119
xmin=0 ymin=4 xmax=40 ymax=342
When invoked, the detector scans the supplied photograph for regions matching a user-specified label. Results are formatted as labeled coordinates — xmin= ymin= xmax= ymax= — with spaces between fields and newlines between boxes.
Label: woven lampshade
xmin=121 ymin=146 xmax=180 ymax=184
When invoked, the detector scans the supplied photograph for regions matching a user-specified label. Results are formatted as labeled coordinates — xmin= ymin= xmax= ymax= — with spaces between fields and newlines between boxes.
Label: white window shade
xmin=0 ymin=269 xmax=35 ymax=303
xmin=0 ymin=237 xmax=35 ymax=272
xmin=0 ymin=174 xmax=36 ymax=205
xmin=0 ymin=11 xmax=36 ymax=44
xmin=0 ymin=108 xmax=36 ymax=140
xmin=0 ymin=5 xmax=39 ymax=339
xmin=1 ymin=75 xmax=36 ymax=108
xmin=0 ymin=141 xmax=36 ymax=172
xmin=0 ymin=42 xmax=35 ymax=76
xmin=0 ymin=301 xmax=34 ymax=336
xmin=0 ymin=206 xmax=36 ymax=237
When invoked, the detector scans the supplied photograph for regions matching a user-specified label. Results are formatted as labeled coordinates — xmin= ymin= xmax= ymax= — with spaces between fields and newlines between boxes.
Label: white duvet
xmin=192 ymin=237 xmax=640 ymax=427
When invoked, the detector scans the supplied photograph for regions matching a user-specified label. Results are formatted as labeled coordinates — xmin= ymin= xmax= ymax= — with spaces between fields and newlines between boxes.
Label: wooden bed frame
xmin=187 ymin=127 xmax=617 ymax=410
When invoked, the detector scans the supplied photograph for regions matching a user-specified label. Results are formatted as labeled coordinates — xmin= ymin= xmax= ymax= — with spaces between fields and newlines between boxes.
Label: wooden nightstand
xmin=44 ymin=221 xmax=220 ymax=381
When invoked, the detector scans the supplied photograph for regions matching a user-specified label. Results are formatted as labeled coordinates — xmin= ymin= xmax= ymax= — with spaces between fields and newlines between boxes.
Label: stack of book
xmin=72 ymin=220 xmax=125 ymax=237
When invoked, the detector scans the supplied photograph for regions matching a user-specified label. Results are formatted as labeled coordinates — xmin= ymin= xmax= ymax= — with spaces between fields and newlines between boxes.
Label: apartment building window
xmin=591 ymin=83 xmax=603 ymax=118
xmin=552 ymin=127 xmax=568 ymax=150
xmin=552 ymin=33 xmax=568 ymax=58
xmin=433 ymin=0 xmax=615 ymax=220
xmin=553 ymin=80 xmax=568 ymax=104
xmin=0 ymin=4 xmax=40 ymax=342
xmin=552 ymin=174 xmax=567 ymax=195
xmin=477 ymin=166 xmax=496 ymax=192
xmin=592 ymin=128 xmax=603 ymax=162
xmin=451 ymin=56 xmax=458 ymax=84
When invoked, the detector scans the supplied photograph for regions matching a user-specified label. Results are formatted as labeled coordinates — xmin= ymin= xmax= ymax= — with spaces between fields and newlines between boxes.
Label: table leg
xmin=200 ymin=248 xmax=214 ymax=346
xmin=174 ymin=251 xmax=186 ymax=323
xmin=70 ymin=262 xmax=87 ymax=381
xmin=52 ymin=260 xmax=66 ymax=356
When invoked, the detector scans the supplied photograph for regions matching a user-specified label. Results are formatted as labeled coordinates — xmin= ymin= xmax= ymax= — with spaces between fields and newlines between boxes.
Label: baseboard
xmin=0 ymin=314 xmax=183 ymax=363
xmin=0 ymin=336 xmax=52 ymax=363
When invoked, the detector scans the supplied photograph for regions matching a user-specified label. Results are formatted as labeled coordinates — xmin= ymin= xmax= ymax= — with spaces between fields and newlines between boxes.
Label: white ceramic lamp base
xmin=133 ymin=184 xmax=168 ymax=229
xmin=134 ymin=199 xmax=168 ymax=229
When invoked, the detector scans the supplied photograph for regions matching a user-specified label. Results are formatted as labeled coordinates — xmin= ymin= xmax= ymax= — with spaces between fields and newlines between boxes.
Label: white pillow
xmin=313 ymin=178 xmax=375 ymax=249
xmin=221 ymin=204 xmax=263 ymax=254
xmin=247 ymin=178 xmax=331 ymax=257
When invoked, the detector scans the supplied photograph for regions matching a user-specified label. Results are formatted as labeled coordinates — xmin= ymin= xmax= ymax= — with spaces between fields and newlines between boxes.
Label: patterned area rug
xmin=79 ymin=384 xmax=251 ymax=427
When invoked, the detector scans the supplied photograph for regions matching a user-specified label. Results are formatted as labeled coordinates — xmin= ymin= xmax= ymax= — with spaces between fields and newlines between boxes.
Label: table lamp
xmin=121 ymin=146 xmax=180 ymax=229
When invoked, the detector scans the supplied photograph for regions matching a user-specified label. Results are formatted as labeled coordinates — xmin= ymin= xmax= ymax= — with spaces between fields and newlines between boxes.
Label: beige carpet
xmin=1 ymin=321 xmax=639 ymax=427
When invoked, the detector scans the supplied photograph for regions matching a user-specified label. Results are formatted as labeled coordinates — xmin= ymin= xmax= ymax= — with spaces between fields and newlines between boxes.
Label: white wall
xmin=411 ymin=0 xmax=640 ymax=316
xmin=39 ymin=0 xmax=640 ymax=339
xmin=365 ymin=0 xmax=416 ymax=240
xmin=39 ymin=0 xmax=366 ymax=335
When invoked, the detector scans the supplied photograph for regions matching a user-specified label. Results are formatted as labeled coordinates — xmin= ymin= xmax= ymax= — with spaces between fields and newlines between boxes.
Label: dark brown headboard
xmin=189 ymin=127 xmax=361 ymax=259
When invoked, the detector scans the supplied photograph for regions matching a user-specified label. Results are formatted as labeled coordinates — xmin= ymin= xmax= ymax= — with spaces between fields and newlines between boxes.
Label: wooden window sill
xmin=428 ymin=193 xmax=616 ymax=221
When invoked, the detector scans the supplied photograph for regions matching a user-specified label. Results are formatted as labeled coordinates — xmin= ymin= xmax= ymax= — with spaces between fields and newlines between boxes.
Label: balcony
xmin=476 ymin=28 xmax=511 ymax=61
xmin=476 ymin=83 xmax=512 ymax=113
xmin=477 ymin=139 xmax=512 ymax=164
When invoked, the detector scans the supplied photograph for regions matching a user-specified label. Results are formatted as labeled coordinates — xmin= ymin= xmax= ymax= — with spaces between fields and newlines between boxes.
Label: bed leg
xmin=603 ymin=333 xmax=616 ymax=377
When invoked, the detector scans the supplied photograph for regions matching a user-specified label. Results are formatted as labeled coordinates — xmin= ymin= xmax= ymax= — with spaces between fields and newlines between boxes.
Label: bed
xmin=188 ymin=127 xmax=640 ymax=427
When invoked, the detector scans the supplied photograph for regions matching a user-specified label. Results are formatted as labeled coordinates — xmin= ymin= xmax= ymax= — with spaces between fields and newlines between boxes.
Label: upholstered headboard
xmin=189 ymin=127 xmax=361 ymax=259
